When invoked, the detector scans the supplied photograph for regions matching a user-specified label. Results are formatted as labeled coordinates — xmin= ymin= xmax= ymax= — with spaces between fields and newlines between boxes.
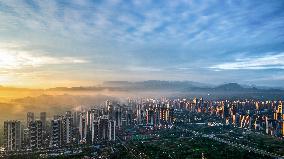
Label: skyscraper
xmin=27 ymin=112 xmax=35 ymax=128
xmin=278 ymin=102 xmax=283 ymax=120
xmin=73 ymin=111 xmax=81 ymax=128
xmin=91 ymin=119 xmax=99 ymax=144
xmin=4 ymin=121 xmax=22 ymax=151
xmin=79 ymin=112 xmax=87 ymax=143
xmin=62 ymin=115 xmax=73 ymax=145
xmin=108 ymin=120 xmax=116 ymax=141
xmin=98 ymin=115 xmax=109 ymax=140
xmin=87 ymin=109 xmax=99 ymax=130
xmin=29 ymin=120 xmax=43 ymax=150
xmin=50 ymin=119 xmax=62 ymax=148
xmin=40 ymin=112 xmax=47 ymax=130
xmin=115 ymin=107 xmax=122 ymax=128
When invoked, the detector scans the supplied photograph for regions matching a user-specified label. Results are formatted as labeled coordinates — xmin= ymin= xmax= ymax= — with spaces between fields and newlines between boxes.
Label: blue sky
xmin=0 ymin=0 xmax=283 ymax=87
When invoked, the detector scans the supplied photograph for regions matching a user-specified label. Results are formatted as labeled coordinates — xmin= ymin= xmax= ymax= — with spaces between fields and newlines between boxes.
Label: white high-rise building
xmin=91 ymin=119 xmax=99 ymax=144
xmin=108 ymin=120 xmax=116 ymax=141
xmin=79 ymin=112 xmax=87 ymax=143
xmin=27 ymin=112 xmax=35 ymax=128
xmin=29 ymin=120 xmax=43 ymax=149
xmin=62 ymin=116 xmax=73 ymax=145
xmin=50 ymin=119 xmax=62 ymax=148
xmin=4 ymin=121 xmax=21 ymax=151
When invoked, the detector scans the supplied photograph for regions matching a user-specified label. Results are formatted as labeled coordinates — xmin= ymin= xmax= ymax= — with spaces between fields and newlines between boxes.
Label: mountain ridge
xmin=0 ymin=81 xmax=283 ymax=92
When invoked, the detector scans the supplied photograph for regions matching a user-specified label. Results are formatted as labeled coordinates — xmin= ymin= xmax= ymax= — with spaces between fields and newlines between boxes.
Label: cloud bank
xmin=210 ymin=52 xmax=284 ymax=70
xmin=0 ymin=0 xmax=283 ymax=86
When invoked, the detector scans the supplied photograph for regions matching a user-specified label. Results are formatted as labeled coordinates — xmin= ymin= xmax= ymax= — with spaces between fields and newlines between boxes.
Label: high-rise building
xmin=160 ymin=107 xmax=169 ymax=123
xmin=98 ymin=115 xmax=109 ymax=140
xmin=115 ymin=107 xmax=122 ymax=128
xmin=40 ymin=112 xmax=47 ymax=130
xmin=282 ymin=121 xmax=284 ymax=137
xmin=265 ymin=116 xmax=269 ymax=134
xmin=50 ymin=119 xmax=62 ymax=148
xmin=73 ymin=111 xmax=81 ymax=128
xmin=29 ymin=120 xmax=43 ymax=149
xmin=4 ymin=121 xmax=22 ymax=151
xmin=91 ymin=119 xmax=99 ymax=144
xmin=22 ymin=128 xmax=30 ymax=149
xmin=62 ymin=115 xmax=73 ymax=145
xmin=27 ymin=112 xmax=35 ymax=128
xmin=136 ymin=104 xmax=142 ymax=124
xmin=65 ymin=111 xmax=72 ymax=117
xmin=108 ymin=120 xmax=116 ymax=141
xmin=278 ymin=102 xmax=283 ymax=120
xmin=87 ymin=109 xmax=99 ymax=130
xmin=79 ymin=112 xmax=87 ymax=143
xmin=147 ymin=109 xmax=154 ymax=125
xmin=106 ymin=100 xmax=111 ymax=109
xmin=274 ymin=101 xmax=283 ymax=121
xmin=126 ymin=108 xmax=132 ymax=126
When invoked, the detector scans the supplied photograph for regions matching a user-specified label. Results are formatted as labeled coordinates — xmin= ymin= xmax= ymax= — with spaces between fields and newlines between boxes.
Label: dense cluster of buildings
xmin=3 ymin=101 xmax=126 ymax=152
xmin=130 ymin=98 xmax=284 ymax=137
xmin=2 ymin=98 xmax=284 ymax=153
xmin=177 ymin=98 xmax=284 ymax=137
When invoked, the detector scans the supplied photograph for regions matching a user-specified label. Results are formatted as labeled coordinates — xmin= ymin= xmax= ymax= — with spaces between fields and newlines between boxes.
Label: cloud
xmin=127 ymin=66 xmax=162 ymax=72
xmin=1 ymin=0 xmax=283 ymax=46
xmin=0 ymin=48 xmax=88 ymax=69
xmin=0 ymin=0 xmax=283 ymax=86
xmin=209 ymin=52 xmax=284 ymax=70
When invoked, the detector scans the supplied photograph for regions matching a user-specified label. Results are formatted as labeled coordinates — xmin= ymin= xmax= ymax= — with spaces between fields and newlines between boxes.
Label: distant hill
xmin=102 ymin=81 xmax=284 ymax=100
xmin=1 ymin=81 xmax=284 ymax=100
xmin=215 ymin=83 xmax=244 ymax=91
xmin=47 ymin=86 xmax=125 ymax=91
xmin=103 ymin=80 xmax=211 ymax=90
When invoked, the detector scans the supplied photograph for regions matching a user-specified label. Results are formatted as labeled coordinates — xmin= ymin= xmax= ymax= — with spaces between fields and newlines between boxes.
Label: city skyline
xmin=1 ymin=1 xmax=284 ymax=158
xmin=1 ymin=97 xmax=284 ymax=158
xmin=0 ymin=0 xmax=284 ymax=88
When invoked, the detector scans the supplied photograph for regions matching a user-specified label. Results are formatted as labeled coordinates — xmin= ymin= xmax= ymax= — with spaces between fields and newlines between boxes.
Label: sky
xmin=0 ymin=0 xmax=283 ymax=88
